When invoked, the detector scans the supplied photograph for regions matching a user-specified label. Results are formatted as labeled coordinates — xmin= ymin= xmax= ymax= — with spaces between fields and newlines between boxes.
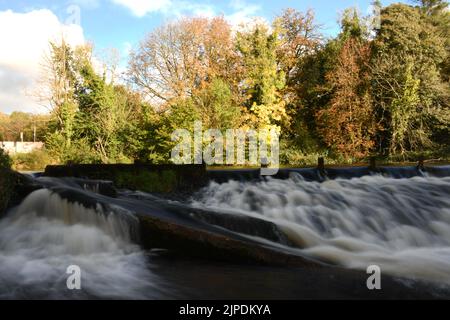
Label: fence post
xmin=318 ymin=157 xmax=325 ymax=173
xmin=369 ymin=157 xmax=377 ymax=171
xmin=417 ymin=158 xmax=425 ymax=171
xmin=261 ymin=157 xmax=269 ymax=168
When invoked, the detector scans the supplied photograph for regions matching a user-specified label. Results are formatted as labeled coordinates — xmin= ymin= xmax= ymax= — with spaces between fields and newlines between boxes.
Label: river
xmin=0 ymin=167 xmax=449 ymax=299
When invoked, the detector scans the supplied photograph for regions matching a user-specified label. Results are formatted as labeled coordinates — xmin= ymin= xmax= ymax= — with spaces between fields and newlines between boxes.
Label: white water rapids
xmin=0 ymin=189 xmax=164 ymax=299
xmin=1 ymin=172 xmax=450 ymax=299
xmin=192 ymin=174 xmax=450 ymax=285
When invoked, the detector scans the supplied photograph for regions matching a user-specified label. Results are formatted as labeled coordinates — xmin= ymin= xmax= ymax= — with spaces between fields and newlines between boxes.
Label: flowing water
xmin=192 ymin=173 xmax=450 ymax=286
xmin=0 ymin=167 xmax=449 ymax=299
xmin=0 ymin=189 xmax=166 ymax=299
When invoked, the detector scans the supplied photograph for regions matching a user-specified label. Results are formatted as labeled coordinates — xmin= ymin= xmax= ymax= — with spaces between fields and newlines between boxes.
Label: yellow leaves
xmin=248 ymin=100 xmax=288 ymax=131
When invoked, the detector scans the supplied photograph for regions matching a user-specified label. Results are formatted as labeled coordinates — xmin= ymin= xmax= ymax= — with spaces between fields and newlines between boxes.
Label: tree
xmin=128 ymin=16 xmax=241 ymax=106
xmin=41 ymin=42 xmax=148 ymax=164
xmin=136 ymin=78 xmax=242 ymax=164
xmin=275 ymin=9 xmax=322 ymax=91
xmin=290 ymin=9 xmax=377 ymax=159
xmin=371 ymin=3 xmax=449 ymax=155
xmin=413 ymin=0 xmax=449 ymax=16
xmin=194 ymin=78 xmax=241 ymax=130
xmin=317 ymin=38 xmax=377 ymax=159
xmin=0 ymin=112 xmax=50 ymax=142
xmin=37 ymin=39 xmax=79 ymax=147
xmin=389 ymin=63 xmax=425 ymax=154
xmin=339 ymin=8 xmax=370 ymax=40
xmin=139 ymin=97 xmax=201 ymax=164
xmin=236 ymin=23 xmax=287 ymax=131
xmin=74 ymin=48 xmax=147 ymax=163
xmin=413 ymin=0 xmax=450 ymax=81
xmin=274 ymin=8 xmax=323 ymax=147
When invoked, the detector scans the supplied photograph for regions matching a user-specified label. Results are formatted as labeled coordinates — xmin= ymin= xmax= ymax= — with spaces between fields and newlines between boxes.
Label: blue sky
xmin=0 ymin=0 xmax=408 ymax=113
xmin=0 ymin=0 xmax=406 ymax=57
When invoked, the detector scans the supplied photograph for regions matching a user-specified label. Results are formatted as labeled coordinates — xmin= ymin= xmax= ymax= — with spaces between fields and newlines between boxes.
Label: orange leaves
xmin=129 ymin=16 xmax=240 ymax=105
xmin=317 ymin=39 xmax=377 ymax=159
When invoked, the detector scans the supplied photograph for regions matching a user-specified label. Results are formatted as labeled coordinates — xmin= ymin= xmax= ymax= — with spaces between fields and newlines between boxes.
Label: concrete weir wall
xmin=44 ymin=163 xmax=208 ymax=194
xmin=0 ymin=142 xmax=44 ymax=155
xmin=0 ymin=169 xmax=36 ymax=216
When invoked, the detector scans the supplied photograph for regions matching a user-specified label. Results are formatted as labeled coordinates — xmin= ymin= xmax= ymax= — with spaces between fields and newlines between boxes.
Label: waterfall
xmin=192 ymin=173 xmax=450 ymax=285
xmin=0 ymin=189 xmax=164 ymax=299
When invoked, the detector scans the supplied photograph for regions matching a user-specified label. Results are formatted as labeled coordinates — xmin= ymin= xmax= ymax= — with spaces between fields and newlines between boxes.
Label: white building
xmin=0 ymin=141 xmax=44 ymax=155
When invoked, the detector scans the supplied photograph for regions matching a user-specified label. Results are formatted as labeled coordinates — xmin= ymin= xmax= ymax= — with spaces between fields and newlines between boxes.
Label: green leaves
xmin=38 ymin=4 xmax=449 ymax=166
xmin=371 ymin=3 xmax=449 ymax=156
xmin=0 ymin=149 xmax=12 ymax=170
xmin=236 ymin=24 xmax=287 ymax=130
xmin=44 ymin=43 xmax=148 ymax=164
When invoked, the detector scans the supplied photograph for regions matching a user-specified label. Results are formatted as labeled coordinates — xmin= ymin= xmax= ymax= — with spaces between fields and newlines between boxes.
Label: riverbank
xmin=0 ymin=169 xmax=31 ymax=216
xmin=0 ymin=168 xmax=42 ymax=217
xmin=0 ymin=168 xmax=13 ymax=215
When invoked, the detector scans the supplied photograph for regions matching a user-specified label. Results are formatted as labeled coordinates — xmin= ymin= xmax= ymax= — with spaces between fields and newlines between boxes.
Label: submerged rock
xmin=138 ymin=213 xmax=323 ymax=268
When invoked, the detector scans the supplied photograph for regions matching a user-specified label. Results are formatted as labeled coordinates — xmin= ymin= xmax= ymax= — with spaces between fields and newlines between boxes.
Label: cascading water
xmin=0 ymin=189 xmax=165 ymax=299
xmin=3 ymin=169 xmax=450 ymax=299
xmin=192 ymin=173 xmax=450 ymax=285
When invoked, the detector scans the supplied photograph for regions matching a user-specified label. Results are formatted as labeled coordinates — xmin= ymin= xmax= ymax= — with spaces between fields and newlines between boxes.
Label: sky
xmin=0 ymin=0 xmax=407 ymax=114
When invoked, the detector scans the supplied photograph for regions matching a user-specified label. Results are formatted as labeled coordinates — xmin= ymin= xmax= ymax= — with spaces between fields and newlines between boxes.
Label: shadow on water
xmin=149 ymin=254 xmax=450 ymax=300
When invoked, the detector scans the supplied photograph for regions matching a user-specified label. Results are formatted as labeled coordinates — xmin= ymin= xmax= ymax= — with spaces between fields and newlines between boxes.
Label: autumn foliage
xmin=317 ymin=39 xmax=377 ymax=159
xmin=25 ymin=1 xmax=450 ymax=166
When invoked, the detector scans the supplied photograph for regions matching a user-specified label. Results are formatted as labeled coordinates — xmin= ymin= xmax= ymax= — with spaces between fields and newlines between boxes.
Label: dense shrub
xmin=0 ymin=149 xmax=12 ymax=169
xmin=11 ymin=150 xmax=54 ymax=171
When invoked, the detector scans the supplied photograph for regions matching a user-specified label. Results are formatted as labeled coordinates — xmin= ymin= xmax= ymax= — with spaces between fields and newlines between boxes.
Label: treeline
xmin=40 ymin=0 xmax=449 ymax=166
xmin=0 ymin=112 xmax=50 ymax=142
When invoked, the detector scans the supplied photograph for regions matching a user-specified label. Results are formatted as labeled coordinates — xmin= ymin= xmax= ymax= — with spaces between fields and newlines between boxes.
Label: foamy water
xmin=192 ymin=174 xmax=450 ymax=285
xmin=2 ymin=173 xmax=450 ymax=299
xmin=0 ymin=189 xmax=165 ymax=299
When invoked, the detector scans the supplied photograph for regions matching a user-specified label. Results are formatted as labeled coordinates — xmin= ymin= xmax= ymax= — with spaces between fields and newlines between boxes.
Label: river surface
xmin=0 ymin=167 xmax=449 ymax=299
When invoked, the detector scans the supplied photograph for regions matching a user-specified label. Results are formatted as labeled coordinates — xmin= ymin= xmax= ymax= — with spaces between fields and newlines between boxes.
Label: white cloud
xmin=110 ymin=0 xmax=262 ymax=25
xmin=172 ymin=0 xmax=264 ymax=29
xmin=111 ymin=0 xmax=172 ymax=17
xmin=71 ymin=0 xmax=101 ymax=10
xmin=0 ymin=9 xmax=85 ymax=114
xmin=229 ymin=0 xmax=250 ymax=11
xmin=225 ymin=1 xmax=265 ymax=31
xmin=189 ymin=4 xmax=216 ymax=18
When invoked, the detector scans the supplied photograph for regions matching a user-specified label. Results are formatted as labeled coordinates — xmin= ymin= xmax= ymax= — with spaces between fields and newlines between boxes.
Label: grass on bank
xmin=11 ymin=150 xmax=55 ymax=172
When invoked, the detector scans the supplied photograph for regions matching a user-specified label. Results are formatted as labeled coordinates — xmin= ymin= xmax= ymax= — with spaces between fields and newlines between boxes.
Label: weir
xmin=11 ymin=176 xmax=325 ymax=268
xmin=0 ymin=165 xmax=450 ymax=299
xmin=0 ymin=187 xmax=162 ymax=299
xmin=192 ymin=172 xmax=450 ymax=285
xmin=207 ymin=164 xmax=450 ymax=183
